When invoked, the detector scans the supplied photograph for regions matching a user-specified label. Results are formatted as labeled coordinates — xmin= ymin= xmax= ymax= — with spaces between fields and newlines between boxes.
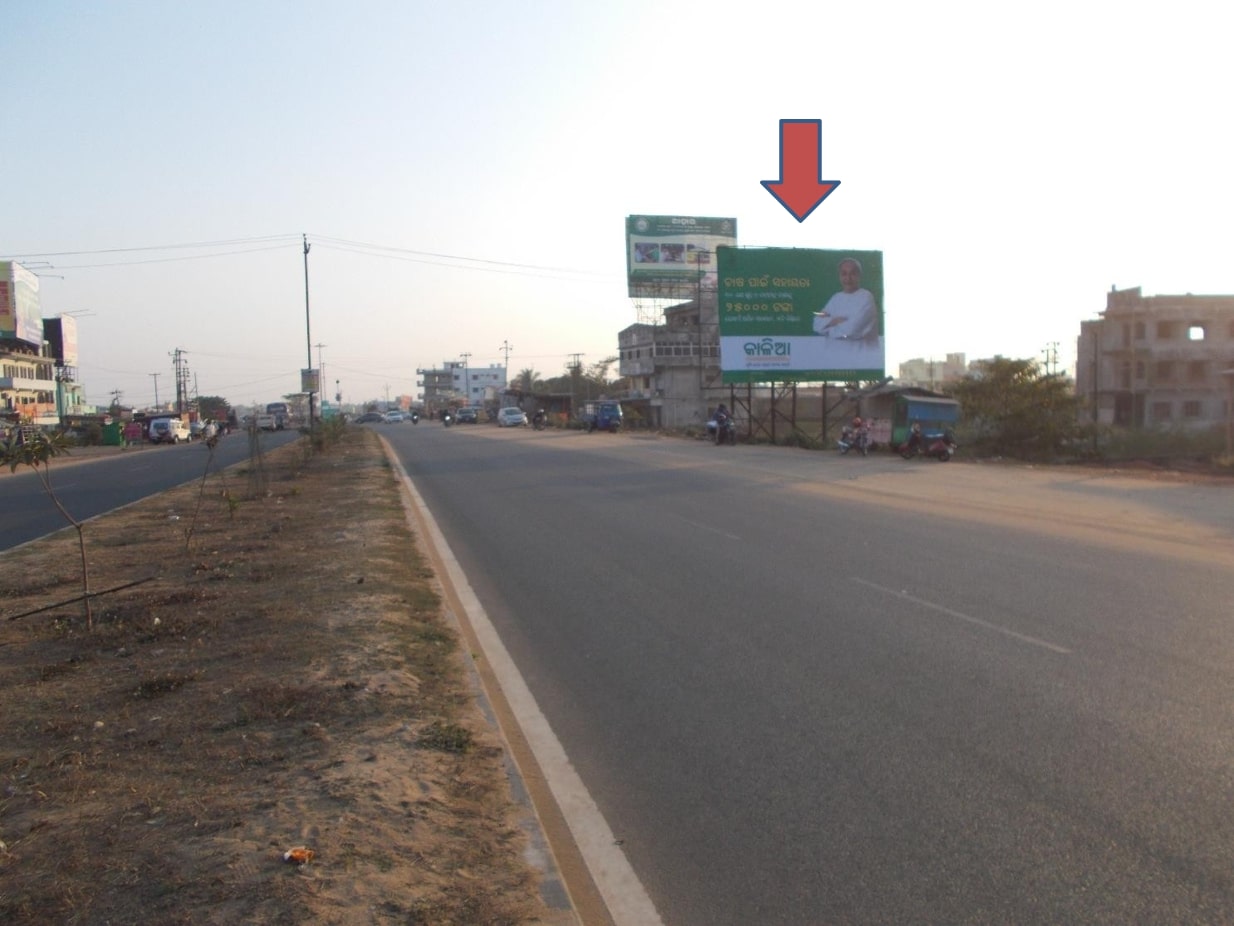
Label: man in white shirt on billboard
xmin=813 ymin=257 xmax=879 ymax=342
xmin=810 ymin=256 xmax=883 ymax=369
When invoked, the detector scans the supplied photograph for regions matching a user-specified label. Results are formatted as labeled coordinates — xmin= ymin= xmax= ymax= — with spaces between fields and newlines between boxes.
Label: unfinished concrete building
xmin=1077 ymin=286 xmax=1234 ymax=429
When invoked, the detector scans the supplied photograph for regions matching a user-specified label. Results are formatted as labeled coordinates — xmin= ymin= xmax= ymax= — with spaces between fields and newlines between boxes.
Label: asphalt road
xmin=0 ymin=430 xmax=302 ymax=551
xmin=385 ymin=423 xmax=1234 ymax=926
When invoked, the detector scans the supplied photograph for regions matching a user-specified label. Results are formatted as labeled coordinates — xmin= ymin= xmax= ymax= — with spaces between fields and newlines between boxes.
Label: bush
xmin=1094 ymin=424 xmax=1225 ymax=462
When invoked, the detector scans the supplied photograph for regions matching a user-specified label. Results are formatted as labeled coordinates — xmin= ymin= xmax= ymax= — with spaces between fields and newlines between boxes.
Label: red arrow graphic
xmin=761 ymin=119 xmax=840 ymax=222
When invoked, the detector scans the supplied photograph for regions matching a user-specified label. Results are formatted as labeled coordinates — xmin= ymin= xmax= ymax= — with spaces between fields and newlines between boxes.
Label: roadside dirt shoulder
xmin=0 ymin=428 xmax=568 ymax=924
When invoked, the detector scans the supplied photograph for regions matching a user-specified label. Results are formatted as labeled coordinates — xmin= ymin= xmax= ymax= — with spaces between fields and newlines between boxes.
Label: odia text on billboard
xmin=717 ymin=247 xmax=885 ymax=384
xmin=625 ymin=215 xmax=737 ymax=299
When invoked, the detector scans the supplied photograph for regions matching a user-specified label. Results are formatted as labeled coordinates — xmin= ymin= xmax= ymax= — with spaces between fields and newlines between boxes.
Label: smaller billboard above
xmin=0 ymin=261 xmax=43 ymax=347
xmin=625 ymin=215 xmax=737 ymax=299
xmin=43 ymin=315 xmax=79 ymax=366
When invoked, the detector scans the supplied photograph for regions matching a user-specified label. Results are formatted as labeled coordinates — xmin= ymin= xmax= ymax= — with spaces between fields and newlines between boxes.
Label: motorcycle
xmin=901 ymin=429 xmax=957 ymax=462
xmin=410 ymin=412 xmax=419 ymax=425
xmin=837 ymin=425 xmax=870 ymax=456
xmin=532 ymin=411 xmax=547 ymax=431
xmin=713 ymin=413 xmax=736 ymax=446
xmin=441 ymin=411 xmax=453 ymax=427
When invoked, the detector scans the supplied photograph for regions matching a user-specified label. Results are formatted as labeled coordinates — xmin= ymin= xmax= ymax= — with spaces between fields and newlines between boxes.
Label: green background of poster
xmin=717 ymin=247 xmax=885 ymax=383
xmin=717 ymin=247 xmax=883 ymax=337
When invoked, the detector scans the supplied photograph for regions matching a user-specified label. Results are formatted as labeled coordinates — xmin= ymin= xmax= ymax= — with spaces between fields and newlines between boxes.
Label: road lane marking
xmin=387 ymin=445 xmax=663 ymax=926
xmin=671 ymin=513 xmax=742 ymax=541
xmin=852 ymin=577 xmax=1073 ymax=655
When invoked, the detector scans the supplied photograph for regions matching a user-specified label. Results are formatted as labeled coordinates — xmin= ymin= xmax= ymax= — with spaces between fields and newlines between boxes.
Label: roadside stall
xmin=891 ymin=394 xmax=960 ymax=448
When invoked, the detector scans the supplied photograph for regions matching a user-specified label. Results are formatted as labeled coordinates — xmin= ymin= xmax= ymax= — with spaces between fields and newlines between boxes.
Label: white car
xmin=497 ymin=407 xmax=528 ymax=427
xmin=148 ymin=417 xmax=191 ymax=444
xmin=383 ymin=410 xmax=405 ymax=423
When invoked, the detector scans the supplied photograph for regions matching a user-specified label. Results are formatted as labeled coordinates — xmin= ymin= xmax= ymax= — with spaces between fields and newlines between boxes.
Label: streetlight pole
xmin=303 ymin=234 xmax=315 ymax=440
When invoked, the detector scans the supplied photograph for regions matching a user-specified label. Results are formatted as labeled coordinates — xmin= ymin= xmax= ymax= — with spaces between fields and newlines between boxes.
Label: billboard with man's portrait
xmin=625 ymin=215 xmax=737 ymax=299
xmin=717 ymin=246 xmax=885 ymax=383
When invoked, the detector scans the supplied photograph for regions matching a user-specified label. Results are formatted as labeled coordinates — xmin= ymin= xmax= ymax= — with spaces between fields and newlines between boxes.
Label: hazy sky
xmin=3 ymin=1 xmax=1230 ymax=409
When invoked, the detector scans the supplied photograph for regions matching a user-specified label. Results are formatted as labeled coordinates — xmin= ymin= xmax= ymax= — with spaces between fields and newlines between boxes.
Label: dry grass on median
xmin=0 ymin=427 xmax=559 ymax=925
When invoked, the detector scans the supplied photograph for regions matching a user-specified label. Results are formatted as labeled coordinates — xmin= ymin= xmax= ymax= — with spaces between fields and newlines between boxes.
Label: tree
xmin=586 ymin=357 xmax=617 ymax=384
xmin=515 ymin=368 xmax=542 ymax=393
xmin=949 ymin=357 xmax=1083 ymax=460
xmin=197 ymin=395 xmax=230 ymax=421
xmin=1 ymin=430 xmax=94 ymax=628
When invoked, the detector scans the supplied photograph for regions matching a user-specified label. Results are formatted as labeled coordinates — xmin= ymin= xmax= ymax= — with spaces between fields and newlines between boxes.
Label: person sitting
xmin=903 ymin=421 xmax=923 ymax=454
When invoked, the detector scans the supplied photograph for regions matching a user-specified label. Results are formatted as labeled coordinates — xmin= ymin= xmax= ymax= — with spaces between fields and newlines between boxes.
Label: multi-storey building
xmin=618 ymin=290 xmax=724 ymax=429
xmin=0 ymin=340 xmax=57 ymax=426
xmin=1077 ymin=286 xmax=1234 ymax=429
xmin=416 ymin=360 xmax=508 ymax=413
xmin=897 ymin=353 xmax=968 ymax=390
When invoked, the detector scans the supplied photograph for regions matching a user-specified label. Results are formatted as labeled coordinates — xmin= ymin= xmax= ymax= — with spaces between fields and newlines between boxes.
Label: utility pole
xmin=149 ymin=372 xmax=160 ymax=410
xmin=169 ymin=348 xmax=187 ymax=415
xmin=315 ymin=342 xmax=327 ymax=407
xmin=499 ymin=340 xmax=513 ymax=369
xmin=459 ymin=352 xmax=471 ymax=404
xmin=568 ymin=353 xmax=584 ymax=413
xmin=303 ymin=233 xmax=315 ymax=440
xmin=1043 ymin=341 xmax=1059 ymax=376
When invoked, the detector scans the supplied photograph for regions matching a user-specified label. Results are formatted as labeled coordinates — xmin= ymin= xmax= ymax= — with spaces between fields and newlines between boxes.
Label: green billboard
xmin=625 ymin=215 xmax=737 ymax=299
xmin=717 ymin=247 xmax=885 ymax=383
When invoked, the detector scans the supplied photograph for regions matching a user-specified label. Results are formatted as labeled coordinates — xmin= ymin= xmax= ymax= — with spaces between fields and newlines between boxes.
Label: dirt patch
xmin=0 ymin=428 xmax=564 ymax=924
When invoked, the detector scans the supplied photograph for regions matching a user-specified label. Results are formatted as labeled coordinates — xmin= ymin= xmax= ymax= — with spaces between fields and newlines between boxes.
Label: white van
xmin=148 ymin=418 xmax=191 ymax=444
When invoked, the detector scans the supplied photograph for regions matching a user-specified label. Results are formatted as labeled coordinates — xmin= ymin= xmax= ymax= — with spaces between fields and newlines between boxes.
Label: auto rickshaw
xmin=891 ymin=394 xmax=960 ymax=450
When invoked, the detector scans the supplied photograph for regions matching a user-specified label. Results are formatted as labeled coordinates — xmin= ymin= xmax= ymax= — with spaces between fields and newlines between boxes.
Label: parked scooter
xmin=901 ymin=428 xmax=957 ymax=462
xmin=837 ymin=418 xmax=870 ymax=456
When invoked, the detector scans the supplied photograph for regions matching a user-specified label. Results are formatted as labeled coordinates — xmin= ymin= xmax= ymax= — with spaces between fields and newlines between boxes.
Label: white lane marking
xmin=852 ymin=577 xmax=1073 ymax=655
xmin=396 ymin=462 xmax=665 ymax=926
xmin=671 ymin=513 xmax=742 ymax=541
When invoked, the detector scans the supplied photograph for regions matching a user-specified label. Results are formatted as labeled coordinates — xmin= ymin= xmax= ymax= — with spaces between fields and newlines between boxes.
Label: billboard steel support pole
xmin=303 ymin=234 xmax=315 ymax=443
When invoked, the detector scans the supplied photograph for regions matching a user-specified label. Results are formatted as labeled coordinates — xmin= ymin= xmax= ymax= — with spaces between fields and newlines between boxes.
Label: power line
xmin=36 ymin=243 xmax=293 ymax=271
xmin=5 ymin=232 xmax=622 ymax=285
xmin=3 ymin=234 xmax=299 ymax=259
xmin=309 ymin=234 xmax=613 ymax=278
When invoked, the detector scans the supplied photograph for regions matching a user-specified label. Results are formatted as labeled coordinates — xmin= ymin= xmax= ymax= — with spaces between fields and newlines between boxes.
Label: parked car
xmin=454 ymin=407 xmax=479 ymax=424
xmin=497 ymin=407 xmax=528 ymax=427
xmin=148 ymin=417 xmax=191 ymax=444
xmin=354 ymin=412 xmax=384 ymax=424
